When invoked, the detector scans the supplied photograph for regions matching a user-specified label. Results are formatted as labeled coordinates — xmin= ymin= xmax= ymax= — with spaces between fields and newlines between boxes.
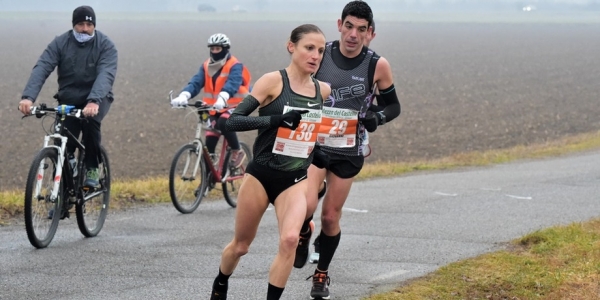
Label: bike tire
xmin=76 ymin=145 xmax=111 ymax=237
xmin=169 ymin=144 xmax=206 ymax=213
xmin=221 ymin=142 xmax=252 ymax=208
xmin=24 ymin=148 xmax=61 ymax=249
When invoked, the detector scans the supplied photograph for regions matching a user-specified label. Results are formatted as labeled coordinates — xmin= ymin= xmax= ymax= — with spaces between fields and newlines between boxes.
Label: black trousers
xmin=61 ymin=99 xmax=111 ymax=170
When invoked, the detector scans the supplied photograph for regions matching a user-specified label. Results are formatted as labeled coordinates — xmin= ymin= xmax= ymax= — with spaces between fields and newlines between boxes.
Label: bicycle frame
xmin=32 ymin=105 xmax=104 ymax=203
xmin=33 ymin=108 xmax=81 ymax=201
xmin=186 ymin=112 xmax=231 ymax=184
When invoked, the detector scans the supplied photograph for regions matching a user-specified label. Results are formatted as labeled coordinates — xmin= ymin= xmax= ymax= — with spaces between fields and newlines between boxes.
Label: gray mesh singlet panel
xmin=315 ymin=41 xmax=375 ymax=156
xmin=253 ymin=69 xmax=323 ymax=172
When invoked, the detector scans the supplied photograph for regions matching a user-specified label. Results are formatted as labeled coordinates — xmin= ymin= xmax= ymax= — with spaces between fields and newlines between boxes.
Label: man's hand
xmin=359 ymin=110 xmax=381 ymax=133
xmin=18 ymin=99 xmax=33 ymax=115
xmin=270 ymin=110 xmax=309 ymax=130
xmin=214 ymin=91 xmax=229 ymax=110
xmin=83 ymin=102 xmax=99 ymax=117
xmin=171 ymin=91 xmax=191 ymax=107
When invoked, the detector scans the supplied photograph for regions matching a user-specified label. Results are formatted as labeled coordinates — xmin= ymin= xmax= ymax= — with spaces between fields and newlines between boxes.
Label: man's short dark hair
xmin=341 ymin=1 xmax=373 ymax=28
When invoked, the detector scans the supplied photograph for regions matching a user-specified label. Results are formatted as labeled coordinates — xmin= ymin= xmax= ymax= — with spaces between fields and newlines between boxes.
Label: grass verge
xmin=366 ymin=219 xmax=600 ymax=299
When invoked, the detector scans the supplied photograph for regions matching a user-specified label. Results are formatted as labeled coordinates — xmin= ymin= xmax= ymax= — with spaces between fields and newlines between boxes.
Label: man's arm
xmin=182 ymin=65 xmax=206 ymax=98
xmin=372 ymin=57 xmax=400 ymax=124
xmin=21 ymin=38 xmax=61 ymax=102
xmin=221 ymin=63 xmax=244 ymax=98
xmin=87 ymin=38 xmax=118 ymax=104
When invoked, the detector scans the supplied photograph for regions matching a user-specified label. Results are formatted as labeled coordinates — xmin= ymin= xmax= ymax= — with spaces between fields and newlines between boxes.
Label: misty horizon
xmin=1 ymin=0 xmax=599 ymax=13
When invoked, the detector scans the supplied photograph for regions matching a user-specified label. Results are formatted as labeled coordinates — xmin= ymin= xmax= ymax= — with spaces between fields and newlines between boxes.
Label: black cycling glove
xmin=270 ymin=110 xmax=309 ymax=130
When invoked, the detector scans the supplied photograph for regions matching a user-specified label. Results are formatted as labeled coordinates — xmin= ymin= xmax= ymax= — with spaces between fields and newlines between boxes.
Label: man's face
xmin=74 ymin=21 xmax=94 ymax=35
xmin=337 ymin=16 xmax=371 ymax=56
xmin=210 ymin=46 xmax=223 ymax=54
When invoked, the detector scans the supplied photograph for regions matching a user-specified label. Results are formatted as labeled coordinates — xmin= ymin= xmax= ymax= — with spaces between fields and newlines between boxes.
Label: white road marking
xmin=505 ymin=194 xmax=532 ymax=200
xmin=342 ymin=207 xmax=368 ymax=213
xmin=435 ymin=191 xmax=458 ymax=196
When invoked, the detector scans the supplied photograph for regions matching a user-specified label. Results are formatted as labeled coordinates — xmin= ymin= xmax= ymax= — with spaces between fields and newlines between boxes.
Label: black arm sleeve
xmin=368 ymin=94 xmax=385 ymax=112
xmin=226 ymin=95 xmax=274 ymax=132
xmin=374 ymin=84 xmax=401 ymax=124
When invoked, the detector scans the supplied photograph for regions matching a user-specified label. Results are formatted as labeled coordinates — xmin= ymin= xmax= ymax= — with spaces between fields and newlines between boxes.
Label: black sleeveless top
xmin=253 ymin=69 xmax=323 ymax=171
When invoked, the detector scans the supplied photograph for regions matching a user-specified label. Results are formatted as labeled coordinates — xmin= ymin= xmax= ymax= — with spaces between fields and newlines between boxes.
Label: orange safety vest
xmin=202 ymin=55 xmax=251 ymax=115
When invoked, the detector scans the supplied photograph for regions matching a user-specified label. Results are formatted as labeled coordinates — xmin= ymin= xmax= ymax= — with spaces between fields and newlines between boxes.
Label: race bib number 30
xmin=317 ymin=107 xmax=358 ymax=148
xmin=272 ymin=106 xmax=322 ymax=158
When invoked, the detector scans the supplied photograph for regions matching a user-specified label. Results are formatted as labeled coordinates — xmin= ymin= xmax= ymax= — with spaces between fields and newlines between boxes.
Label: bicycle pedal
xmin=60 ymin=210 xmax=70 ymax=220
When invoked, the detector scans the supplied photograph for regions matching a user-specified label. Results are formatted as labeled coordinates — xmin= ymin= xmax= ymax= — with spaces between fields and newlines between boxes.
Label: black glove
xmin=359 ymin=110 xmax=381 ymax=133
xmin=270 ymin=110 xmax=309 ymax=130
xmin=311 ymin=144 xmax=330 ymax=169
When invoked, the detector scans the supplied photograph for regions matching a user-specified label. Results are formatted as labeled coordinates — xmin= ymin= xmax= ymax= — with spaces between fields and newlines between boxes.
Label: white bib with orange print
xmin=272 ymin=106 xmax=322 ymax=158
xmin=316 ymin=106 xmax=358 ymax=148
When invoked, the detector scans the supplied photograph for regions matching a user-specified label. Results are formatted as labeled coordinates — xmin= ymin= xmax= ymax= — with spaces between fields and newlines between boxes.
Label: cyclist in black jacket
xmin=18 ymin=5 xmax=118 ymax=189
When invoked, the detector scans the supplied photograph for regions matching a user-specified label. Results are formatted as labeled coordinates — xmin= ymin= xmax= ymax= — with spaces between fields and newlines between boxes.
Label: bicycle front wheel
xmin=169 ymin=144 xmax=206 ymax=213
xmin=76 ymin=145 xmax=111 ymax=237
xmin=221 ymin=142 xmax=252 ymax=208
xmin=24 ymin=148 xmax=61 ymax=248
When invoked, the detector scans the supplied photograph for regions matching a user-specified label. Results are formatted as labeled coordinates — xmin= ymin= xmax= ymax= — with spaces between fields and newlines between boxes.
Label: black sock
xmin=266 ymin=283 xmax=284 ymax=300
xmin=301 ymin=215 xmax=313 ymax=234
xmin=212 ymin=268 xmax=231 ymax=293
xmin=316 ymin=231 xmax=341 ymax=271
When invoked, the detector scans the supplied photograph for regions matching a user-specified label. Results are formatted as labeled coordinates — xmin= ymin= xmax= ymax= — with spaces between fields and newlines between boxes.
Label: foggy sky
xmin=1 ymin=0 xmax=598 ymax=13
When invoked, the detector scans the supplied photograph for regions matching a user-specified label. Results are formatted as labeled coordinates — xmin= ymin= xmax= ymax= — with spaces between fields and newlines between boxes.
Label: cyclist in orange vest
xmin=171 ymin=33 xmax=251 ymax=168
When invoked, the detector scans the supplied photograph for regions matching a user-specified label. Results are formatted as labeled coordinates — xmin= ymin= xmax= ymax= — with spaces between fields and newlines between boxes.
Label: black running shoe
xmin=210 ymin=290 xmax=227 ymax=300
xmin=293 ymin=220 xmax=314 ymax=268
xmin=307 ymin=271 xmax=331 ymax=300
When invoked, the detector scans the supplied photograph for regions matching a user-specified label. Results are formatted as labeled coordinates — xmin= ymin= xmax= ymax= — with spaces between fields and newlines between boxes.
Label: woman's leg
xmin=268 ymin=180 xmax=309 ymax=287
xmin=219 ymin=174 xmax=269 ymax=274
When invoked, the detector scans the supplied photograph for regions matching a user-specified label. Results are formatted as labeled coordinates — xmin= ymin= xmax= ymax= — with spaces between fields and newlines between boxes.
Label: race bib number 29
xmin=272 ymin=106 xmax=322 ymax=158
xmin=317 ymin=106 xmax=358 ymax=148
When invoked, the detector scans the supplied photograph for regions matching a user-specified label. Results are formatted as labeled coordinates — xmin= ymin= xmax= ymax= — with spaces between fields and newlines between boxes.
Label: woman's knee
xmin=230 ymin=239 xmax=251 ymax=257
xmin=279 ymin=231 xmax=300 ymax=252
xmin=321 ymin=210 xmax=341 ymax=228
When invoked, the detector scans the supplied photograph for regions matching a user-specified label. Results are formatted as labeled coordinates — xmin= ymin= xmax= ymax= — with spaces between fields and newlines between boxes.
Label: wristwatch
xmin=376 ymin=111 xmax=386 ymax=125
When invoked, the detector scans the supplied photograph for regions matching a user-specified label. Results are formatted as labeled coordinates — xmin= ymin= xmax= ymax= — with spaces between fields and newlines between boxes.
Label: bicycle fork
xmin=35 ymin=134 xmax=68 ymax=202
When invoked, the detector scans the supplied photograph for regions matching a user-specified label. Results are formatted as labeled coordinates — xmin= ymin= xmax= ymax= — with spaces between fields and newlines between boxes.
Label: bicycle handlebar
xmin=168 ymin=90 xmax=225 ymax=111
xmin=27 ymin=104 xmax=84 ymax=119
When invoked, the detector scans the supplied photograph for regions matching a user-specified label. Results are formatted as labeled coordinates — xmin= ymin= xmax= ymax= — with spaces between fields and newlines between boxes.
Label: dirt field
xmin=1 ymin=15 xmax=599 ymax=189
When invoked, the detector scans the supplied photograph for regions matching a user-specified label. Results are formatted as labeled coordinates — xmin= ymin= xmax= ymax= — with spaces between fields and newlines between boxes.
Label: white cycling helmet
xmin=207 ymin=33 xmax=231 ymax=48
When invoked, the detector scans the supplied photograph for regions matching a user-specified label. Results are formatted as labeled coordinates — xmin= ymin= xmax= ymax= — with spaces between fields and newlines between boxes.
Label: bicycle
xmin=168 ymin=92 xmax=252 ymax=213
xmin=23 ymin=103 xmax=111 ymax=248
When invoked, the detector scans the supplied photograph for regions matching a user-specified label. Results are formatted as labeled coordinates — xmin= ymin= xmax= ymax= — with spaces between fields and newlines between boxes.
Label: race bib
xmin=272 ymin=106 xmax=322 ymax=158
xmin=317 ymin=106 xmax=358 ymax=148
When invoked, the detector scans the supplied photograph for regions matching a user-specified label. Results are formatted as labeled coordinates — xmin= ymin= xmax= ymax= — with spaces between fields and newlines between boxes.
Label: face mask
xmin=72 ymin=29 xmax=95 ymax=43
xmin=210 ymin=48 xmax=229 ymax=62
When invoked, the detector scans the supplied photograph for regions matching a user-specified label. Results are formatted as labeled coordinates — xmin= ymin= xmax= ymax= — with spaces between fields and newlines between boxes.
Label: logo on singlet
xmin=294 ymin=175 xmax=307 ymax=183
xmin=331 ymin=84 xmax=366 ymax=101
xmin=307 ymin=102 xmax=320 ymax=107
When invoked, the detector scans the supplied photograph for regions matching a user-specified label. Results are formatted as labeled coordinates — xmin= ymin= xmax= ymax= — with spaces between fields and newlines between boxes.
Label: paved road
xmin=2 ymin=151 xmax=600 ymax=300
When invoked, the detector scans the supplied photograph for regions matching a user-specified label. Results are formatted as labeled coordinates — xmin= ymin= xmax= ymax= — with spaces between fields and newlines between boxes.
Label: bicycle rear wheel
xmin=169 ymin=144 xmax=207 ymax=213
xmin=221 ymin=142 xmax=252 ymax=208
xmin=24 ymin=148 xmax=61 ymax=248
xmin=76 ymin=146 xmax=111 ymax=237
